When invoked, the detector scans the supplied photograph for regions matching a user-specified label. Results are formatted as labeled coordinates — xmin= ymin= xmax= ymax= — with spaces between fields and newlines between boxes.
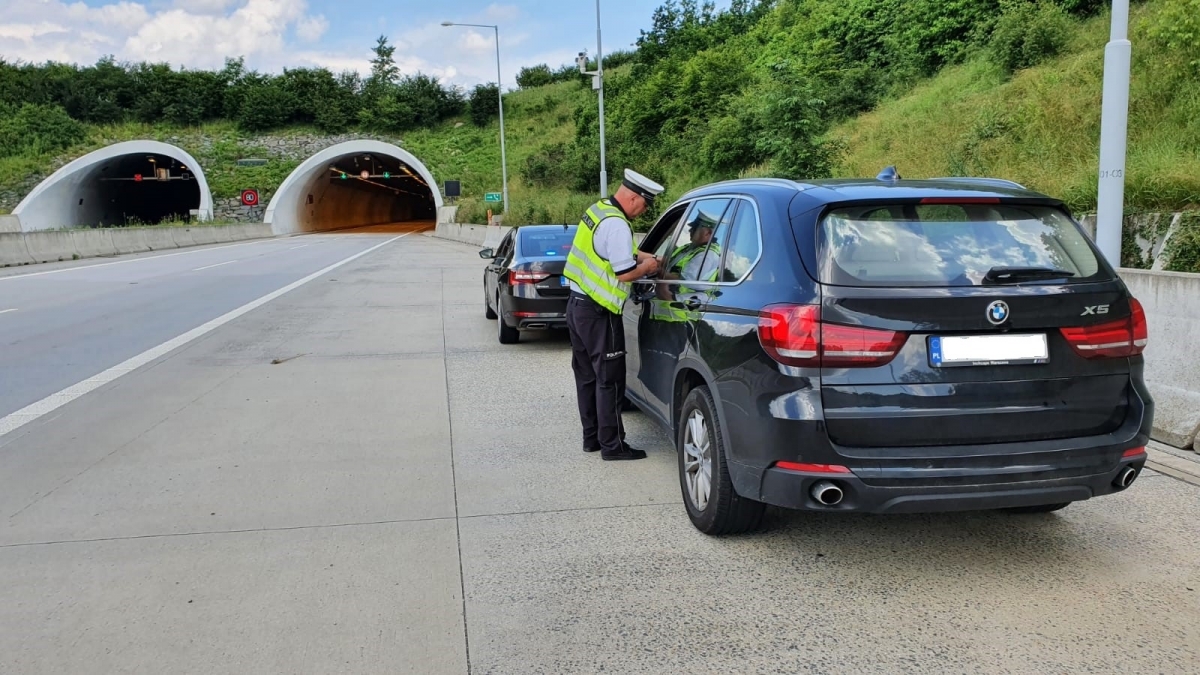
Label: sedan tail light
xmin=509 ymin=270 xmax=550 ymax=285
xmin=1060 ymin=298 xmax=1148 ymax=359
xmin=758 ymin=304 xmax=907 ymax=368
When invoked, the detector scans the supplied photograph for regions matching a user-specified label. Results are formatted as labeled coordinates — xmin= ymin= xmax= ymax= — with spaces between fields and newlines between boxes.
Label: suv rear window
xmin=818 ymin=203 xmax=1106 ymax=287
xmin=520 ymin=227 xmax=576 ymax=258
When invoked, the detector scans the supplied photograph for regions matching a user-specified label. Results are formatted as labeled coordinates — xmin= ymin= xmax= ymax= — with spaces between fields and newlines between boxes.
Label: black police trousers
xmin=566 ymin=293 xmax=627 ymax=454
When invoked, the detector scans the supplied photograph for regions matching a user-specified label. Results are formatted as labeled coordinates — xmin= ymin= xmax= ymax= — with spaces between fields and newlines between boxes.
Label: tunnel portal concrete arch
xmin=13 ymin=141 xmax=212 ymax=232
xmin=265 ymin=141 xmax=442 ymax=235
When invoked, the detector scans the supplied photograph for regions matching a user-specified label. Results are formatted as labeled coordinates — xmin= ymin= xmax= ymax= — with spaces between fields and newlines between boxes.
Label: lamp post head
xmin=441 ymin=21 xmax=454 ymax=26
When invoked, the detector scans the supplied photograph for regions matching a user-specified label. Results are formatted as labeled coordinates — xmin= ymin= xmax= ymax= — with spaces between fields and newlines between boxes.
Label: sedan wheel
xmin=497 ymin=294 xmax=520 ymax=344
xmin=484 ymin=284 xmax=497 ymax=320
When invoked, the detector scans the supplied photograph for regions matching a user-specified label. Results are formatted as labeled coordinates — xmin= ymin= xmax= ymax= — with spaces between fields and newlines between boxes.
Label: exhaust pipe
xmin=1114 ymin=466 xmax=1138 ymax=489
xmin=524 ymin=322 xmax=548 ymax=330
xmin=811 ymin=481 xmax=844 ymax=506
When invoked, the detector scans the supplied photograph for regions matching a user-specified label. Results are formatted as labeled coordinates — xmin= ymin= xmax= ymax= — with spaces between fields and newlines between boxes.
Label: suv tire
xmin=678 ymin=386 xmax=765 ymax=535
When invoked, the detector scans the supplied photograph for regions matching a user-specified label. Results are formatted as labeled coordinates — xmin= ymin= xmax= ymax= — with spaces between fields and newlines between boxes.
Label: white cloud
xmin=0 ymin=0 xmax=323 ymax=70
xmin=296 ymin=15 xmax=328 ymax=42
xmin=0 ymin=0 xmax=556 ymax=90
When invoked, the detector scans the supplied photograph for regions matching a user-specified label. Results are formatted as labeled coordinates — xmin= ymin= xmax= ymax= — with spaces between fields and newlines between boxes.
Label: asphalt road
xmin=1 ymin=230 xmax=1197 ymax=673
xmin=0 ymin=224 xmax=429 ymax=419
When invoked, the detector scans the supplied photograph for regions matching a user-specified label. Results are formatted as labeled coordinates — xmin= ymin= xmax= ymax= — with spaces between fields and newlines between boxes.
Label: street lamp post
xmin=442 ymin=21 xmax=509 ymax=216
xmin=1096 ymin=0 xmax=1131 ymax=267
xmin=577 ymin=0 xmax=608 ymax=198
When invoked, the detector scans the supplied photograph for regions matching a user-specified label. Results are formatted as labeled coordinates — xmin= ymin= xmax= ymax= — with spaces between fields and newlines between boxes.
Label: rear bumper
xmin=756 ymin=455 xmax=1147 ymax=513
xmin=500 ymin=294 xmax=568 ymax=330
xmin=718 ymin=366 xmax=1153 ymax=513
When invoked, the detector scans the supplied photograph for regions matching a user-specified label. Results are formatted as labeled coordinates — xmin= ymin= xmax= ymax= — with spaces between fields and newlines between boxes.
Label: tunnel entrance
xmin=92 ymin=154 xmax=201 ymax=226
xmin=13 ymin=141 xmax=213 ymax=232
xmin=266 ymin=141 xmax=442 ymax=235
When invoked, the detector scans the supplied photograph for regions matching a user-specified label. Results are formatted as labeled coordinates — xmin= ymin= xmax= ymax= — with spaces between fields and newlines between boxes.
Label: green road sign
xmin=383 ymin=172 xmax=391 ymax=179
xmin=485 ymin=192 xmax=503 ymax=203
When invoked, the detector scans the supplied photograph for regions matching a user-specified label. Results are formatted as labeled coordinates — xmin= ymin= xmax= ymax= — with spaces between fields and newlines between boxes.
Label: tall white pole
xmin=596 ymin=0 xmax=608 ymax=198
xmin=1096 ymin=0 xmax=1131 ymax=266
xmin=495 ymin=26 xmax=510 ymax=215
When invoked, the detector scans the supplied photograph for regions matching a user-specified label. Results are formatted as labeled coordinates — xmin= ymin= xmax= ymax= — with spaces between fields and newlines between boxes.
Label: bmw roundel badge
xmin=986 ymin=300 xmax=1010 ymax=325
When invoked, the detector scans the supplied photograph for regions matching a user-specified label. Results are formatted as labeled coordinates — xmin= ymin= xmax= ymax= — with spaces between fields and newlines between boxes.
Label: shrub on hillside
xmin=522 ymin=143 xmax=569 ymax=187
xmin=1147 ymin=0 xmax=1200 ymax=74
xmin=469 ymin=83 xmax=500 ymax=127
xmin=990 ymin=1 xmax=1072 ymax=74
xmin=517 ymin=65 xmax=554 ymax=89
xmin=236 ymin=80 xmax=298 ymax=131
xmin=0 ymin=102 xmax=85 ymax=158
xmin=753 ymin=62 xmax=837 ymax=179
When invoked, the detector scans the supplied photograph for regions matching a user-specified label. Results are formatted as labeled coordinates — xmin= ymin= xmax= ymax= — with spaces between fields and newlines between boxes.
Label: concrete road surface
xmin=1 ymin=231 xmax=1198 ymax=674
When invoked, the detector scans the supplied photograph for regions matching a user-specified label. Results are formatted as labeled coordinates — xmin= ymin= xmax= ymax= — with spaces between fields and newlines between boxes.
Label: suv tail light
xmin=1060 ymin=298 xmax=1148 ymax=359
xmin=509 ymin=270 xmax=550 ymax=285
xmin=758 ymin=304 xmax=908 ymax=368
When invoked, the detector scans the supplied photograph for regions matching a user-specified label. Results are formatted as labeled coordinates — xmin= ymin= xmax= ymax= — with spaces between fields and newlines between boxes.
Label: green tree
xmin=468 ymin=83 xmax=500 ymax=126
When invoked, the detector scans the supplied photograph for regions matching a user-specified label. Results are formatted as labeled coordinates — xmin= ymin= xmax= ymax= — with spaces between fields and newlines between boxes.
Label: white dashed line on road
xmin=0 ymin=309 xmax=16 ymax=315
xmin=193 ymin=260 xmax=239 ymax=271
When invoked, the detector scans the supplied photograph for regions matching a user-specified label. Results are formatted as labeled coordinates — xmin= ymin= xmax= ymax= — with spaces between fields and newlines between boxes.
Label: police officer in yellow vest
xmin=564 ymin=169 xmax=664 ymax=461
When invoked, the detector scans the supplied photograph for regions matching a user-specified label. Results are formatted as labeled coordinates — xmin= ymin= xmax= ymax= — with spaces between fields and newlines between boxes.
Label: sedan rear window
xmin=818 ymin=203 xmax=1106 ymax=287
xmin=520 ymin=227 xmax=577 ymax=258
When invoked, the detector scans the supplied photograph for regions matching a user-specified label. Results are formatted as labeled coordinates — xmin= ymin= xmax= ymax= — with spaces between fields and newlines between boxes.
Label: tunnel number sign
xmin=241 ymin=190 xmax=259 ymax=207
xmin=485 ymin=193 xmax=502 ymax=203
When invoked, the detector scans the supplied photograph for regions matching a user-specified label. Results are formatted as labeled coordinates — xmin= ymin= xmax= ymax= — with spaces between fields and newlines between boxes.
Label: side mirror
xmin=478 ymin=248 xmax=494 ymax=259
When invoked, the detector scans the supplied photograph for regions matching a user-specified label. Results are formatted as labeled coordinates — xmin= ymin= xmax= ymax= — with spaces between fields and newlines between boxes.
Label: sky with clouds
xmin=0 ymin=0 xmax=683 ymax=89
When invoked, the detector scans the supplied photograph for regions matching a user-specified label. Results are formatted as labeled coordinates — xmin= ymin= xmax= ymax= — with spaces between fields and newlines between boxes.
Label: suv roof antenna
xmin=876 ymin=166 xmax=902 ymax=182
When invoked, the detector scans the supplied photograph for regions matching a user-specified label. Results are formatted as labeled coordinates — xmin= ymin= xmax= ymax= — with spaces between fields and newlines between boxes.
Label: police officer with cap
xmin=563 ymin=169 xmax=664 ymax=461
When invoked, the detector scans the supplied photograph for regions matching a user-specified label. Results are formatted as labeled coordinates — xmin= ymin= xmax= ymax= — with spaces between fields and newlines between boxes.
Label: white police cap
xmin=622 ymin=169 xmax=665 ymax=204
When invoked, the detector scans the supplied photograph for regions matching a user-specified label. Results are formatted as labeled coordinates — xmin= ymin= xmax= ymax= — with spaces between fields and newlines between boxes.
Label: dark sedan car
xmin=624 ymin=171 xmax=1153 ymax=534
xmin=481 ymin=224 xmax=578 ymax=344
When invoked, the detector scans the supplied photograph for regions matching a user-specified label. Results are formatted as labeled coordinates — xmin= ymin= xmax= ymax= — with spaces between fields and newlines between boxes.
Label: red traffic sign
xmin=241 ymin=190 xmax=259 ymax=207
xmin=133 ymin=174 xmax=142 ymax=182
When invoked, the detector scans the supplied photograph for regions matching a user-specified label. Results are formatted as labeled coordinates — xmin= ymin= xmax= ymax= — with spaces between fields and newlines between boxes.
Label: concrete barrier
xmin=190 ymin=227 xmax=219 ymax=246
xmin=0 ymin=215 xmax=20 ymax=234
xmin=23 ymin=231 xmax=81 ymax=263
xmin=211 ymin=225 xmax=236 ymax=243
xmin=143 ymin=228 xmax=177 ymax=251
xmin=110 ymin=228 xmax=150 ymax=255
xmin=3 ymin=224 xmax=276 ymax=269
xmin=1120 ymin=268 xmax=1200 ymax=451
xmin=0 ymin=232 xmax=33 ymax=266
xmin=72 ymin=228 xmax=118 ymax=258
xmin=434 ymin=222 xmax=510 ymax=248
xmin=171 ymin=228 xmax=198 ymax=248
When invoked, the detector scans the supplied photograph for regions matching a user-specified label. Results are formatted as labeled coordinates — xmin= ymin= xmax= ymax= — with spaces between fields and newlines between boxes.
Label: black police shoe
xmin=601 ymin=444 xmax=648 ymax=461
xmin=583 ymin=444 xmax=601 ymax=453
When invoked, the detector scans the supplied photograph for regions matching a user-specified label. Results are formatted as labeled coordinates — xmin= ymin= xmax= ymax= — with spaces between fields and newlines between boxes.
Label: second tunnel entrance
xmin=266 ymin=141 xmax=441 ymax=235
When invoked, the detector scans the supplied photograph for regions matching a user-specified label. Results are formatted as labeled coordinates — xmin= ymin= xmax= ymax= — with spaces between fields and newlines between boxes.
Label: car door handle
xmin=683 ymin=297 xmax=703 ymax=310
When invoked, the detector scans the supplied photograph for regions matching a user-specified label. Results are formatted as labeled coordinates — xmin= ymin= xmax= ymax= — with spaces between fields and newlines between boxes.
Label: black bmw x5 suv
xmin=624 ymin=173 xmax=1153 ymax=535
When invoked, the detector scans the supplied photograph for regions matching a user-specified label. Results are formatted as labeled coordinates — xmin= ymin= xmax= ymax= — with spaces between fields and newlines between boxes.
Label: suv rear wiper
xmin=983 ymin=266 xmax=1077 ymax=284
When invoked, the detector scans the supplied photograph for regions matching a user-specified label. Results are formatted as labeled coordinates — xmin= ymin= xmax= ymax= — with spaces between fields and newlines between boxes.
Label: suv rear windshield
xmin=817 ymin=203 xmax=1106 ymax=287
xmin=520 ymin=227 xmax=576 ymax=258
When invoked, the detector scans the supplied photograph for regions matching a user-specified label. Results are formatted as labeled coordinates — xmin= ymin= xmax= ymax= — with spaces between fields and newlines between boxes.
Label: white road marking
xmin=289 ymin=244 xmax=310 ymax=250
xmin=0 ymin=237 xmax=299 ymax=282
xmin=0 ymin=309 xmax=16 ymax=315
xmin=193 ymin=260 xmax=239 ymax=271
xmin=0 ymin=231 xmax=414 ymax=441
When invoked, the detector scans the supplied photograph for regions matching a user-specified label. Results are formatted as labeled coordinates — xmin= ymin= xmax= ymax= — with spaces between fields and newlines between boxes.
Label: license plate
xmin=929 ymin=334 xmax=1049 ymax=367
